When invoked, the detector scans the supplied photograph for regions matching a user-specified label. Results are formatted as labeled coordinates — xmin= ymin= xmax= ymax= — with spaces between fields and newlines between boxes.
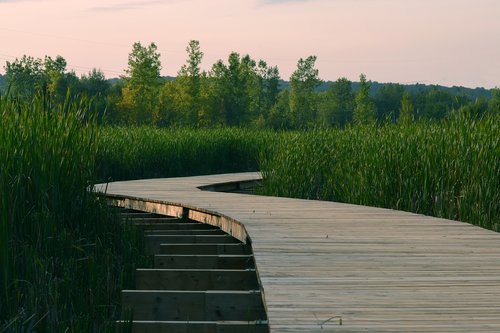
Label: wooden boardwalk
xmin=100 ymin=172 xmax=500 ymax=332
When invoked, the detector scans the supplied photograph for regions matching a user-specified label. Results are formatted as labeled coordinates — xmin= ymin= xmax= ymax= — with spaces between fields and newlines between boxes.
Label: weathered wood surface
xmin=135 ymin=268 xmax=259 ymax=290
xmin=154 ymin=255 xmax=255 ymax=270
xmin=121 ymin=290 xmax=267 ymax=321
xmin=100 ymin=172 xmax=500 ymax=332
xmin=116 ymin=320 xmax=269 ymax=333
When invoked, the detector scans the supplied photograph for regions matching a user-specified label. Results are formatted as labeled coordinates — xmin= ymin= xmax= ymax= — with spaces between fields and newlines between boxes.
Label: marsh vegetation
xmin=1 ymin=40 xmax=499 ymax=330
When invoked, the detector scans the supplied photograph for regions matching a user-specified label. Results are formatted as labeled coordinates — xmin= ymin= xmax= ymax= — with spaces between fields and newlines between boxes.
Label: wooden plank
xmin=154 ymin=255 xmax=255 ymax=270
xmin=144 ymin=229 xmax=227 ymax=235
xmin=145 ymin=235 xmax=240 ymax=254
xmin=135 ymin=269 xmax=259 ymax=290
xmin=134 ymin=223 xmax=217 ymax=231
xmin=121 ymin=290 xmax=267 ymax=321
xmin=159 ymin=244 xmax=252 ymax=255
xmin=100 ymin=173 xmax=500 ymax=332
xmin=120 ymin=212 xmax=163 ymax=219
xmin=146 ymin=235 xmax=240 ymax=244
xmin=116 ymin=320 xmax=269 ymax=333
xmin=129 ymin=217 xmax=180 ymax=224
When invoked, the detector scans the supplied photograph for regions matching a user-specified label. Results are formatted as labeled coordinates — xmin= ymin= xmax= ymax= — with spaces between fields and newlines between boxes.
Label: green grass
xmin=96 ymin=118 xmax=499 ymax=230
xmin=2 ymin=97 xmax=497 ymax=330
xmin=96 ymin=127 xmax=277 ymax=181
xmin=260 ymin=113 xmax=500 ymax=231
xmin=0 ymin=94 xmax=147 ymax=331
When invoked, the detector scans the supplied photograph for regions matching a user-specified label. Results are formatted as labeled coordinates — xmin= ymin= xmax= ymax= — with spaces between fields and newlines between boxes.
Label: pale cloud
xmin=260 ymin=0 xmax=311 ymax=4
xmin=91 ymin=0 xmax=178 ymax=12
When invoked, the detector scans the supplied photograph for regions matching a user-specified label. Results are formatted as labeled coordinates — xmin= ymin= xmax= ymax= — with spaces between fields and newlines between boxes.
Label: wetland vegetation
xmin=1 ymin=40 xmax=498 ymax=330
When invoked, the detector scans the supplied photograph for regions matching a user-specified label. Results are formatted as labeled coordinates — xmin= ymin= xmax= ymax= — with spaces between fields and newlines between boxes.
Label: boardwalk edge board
xmin=110 ymin=199 xmax=270 ymax=332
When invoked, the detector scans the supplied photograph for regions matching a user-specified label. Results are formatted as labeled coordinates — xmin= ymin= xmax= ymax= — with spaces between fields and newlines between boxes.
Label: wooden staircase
xmin=116 ymin=208 xmax=269 ymax=333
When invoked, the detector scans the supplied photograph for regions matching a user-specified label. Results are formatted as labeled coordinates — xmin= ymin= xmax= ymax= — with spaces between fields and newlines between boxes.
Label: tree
xmin=4 ymin=55 xmax=44 ymax=98
xmin=398 ymin=92 xmax=414 ymax=125
xmin=289 ymin=56 xmax=321 ymax=129
xmin=175 ymin=40 xmax=204 ymax=124
xmin=253 ymin=60 xmax=280 ymax=126
xmin=43 ymin=55 xmax=67 ymax=95
xmin=319 ymin=78 xmax=354 ymax=127
xmin=375 ymin=83 xmax=405 ymax=122
xmin=0 ymin=74 xmax=7 ymax=94
xmin=353 ymin=73 xmax=376 ymax=125
xmin=413 ymin=86 xmax=453 ymax=120
xmin=80 ymin=69 xmax=108 ymax=97
xmin=210 ymin=52 xmax=260 ymax=126
xmin=5 ymin=54 xmax=81 ymax=103
xmin=122 ymin=42 xmax=162 ymax=124
xmin=80 ymin=69 xmax=109 ymax=121
xmin=488 ymin=88 xmax=500 ymax=114
xmin=267 ymin=89 xmax=291 ymax=129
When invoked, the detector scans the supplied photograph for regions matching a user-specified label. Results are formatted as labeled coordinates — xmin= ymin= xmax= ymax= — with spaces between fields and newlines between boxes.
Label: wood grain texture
xmin=99 ymin=173 xmax=500 ymax=332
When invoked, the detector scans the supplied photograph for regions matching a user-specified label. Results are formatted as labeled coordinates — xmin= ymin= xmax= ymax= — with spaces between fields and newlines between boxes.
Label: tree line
xmin=3 ymin=40 xmax=499 ymax=128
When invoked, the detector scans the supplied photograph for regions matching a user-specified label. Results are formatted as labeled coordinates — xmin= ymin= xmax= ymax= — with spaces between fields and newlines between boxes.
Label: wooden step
xmin=134 ymin=223 xmax=217 ymax=231
xmin=116 ymin=320 xmax=269 ymax=333
xmin=130 ymin=217 xmax=181 ymax=224
xmin=154 ymin=255 xmax=255 ymax=270
xmin=146 ymin=235 xmax=239 ymax=244
xmin=121 ymin=212 xmax=164 ymax=219
xmin=145 ymin=229 xmax=226 ymax=236
xmin=136 ymin=269 xmax=259 ymax=291
xmin=121 ymin=290 xmax=267 ymax=321
xmin=159 ymin=244 xmax=251 ymax=255
xmin=145 ymin=235 xmax=241 ymax=255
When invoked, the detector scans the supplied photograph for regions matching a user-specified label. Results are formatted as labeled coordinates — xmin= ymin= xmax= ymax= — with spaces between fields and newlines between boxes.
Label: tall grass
xmin=97 ymin=127 xmax=277 ymax=181
xmin=260 ymin=113 xmax=500 ymax=230
xmin=0 ymin=95 xmax=146 ymax=331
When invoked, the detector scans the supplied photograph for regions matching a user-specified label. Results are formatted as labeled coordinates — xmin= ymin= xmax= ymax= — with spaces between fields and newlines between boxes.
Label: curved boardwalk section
xmin=100 ymin=172 xmax=500 ymax=332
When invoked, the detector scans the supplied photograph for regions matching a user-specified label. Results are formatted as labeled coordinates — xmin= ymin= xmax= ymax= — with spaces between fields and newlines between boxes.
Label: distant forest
xmin=1 ymin=40 xmax=498 ymax=128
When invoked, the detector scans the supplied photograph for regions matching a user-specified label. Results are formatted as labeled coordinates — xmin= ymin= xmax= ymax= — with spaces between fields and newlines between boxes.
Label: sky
xmin=0 ymin=0 xmax=499 ymax=88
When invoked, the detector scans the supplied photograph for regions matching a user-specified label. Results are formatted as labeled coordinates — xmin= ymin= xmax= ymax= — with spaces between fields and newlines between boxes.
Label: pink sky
xmin=1 ymin=0 xmax=499 ymax=88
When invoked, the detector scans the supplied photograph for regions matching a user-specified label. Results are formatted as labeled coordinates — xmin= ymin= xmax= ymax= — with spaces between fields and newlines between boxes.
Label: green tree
xmin=174 ymin=40 xmax=205 ymax=125
xmin=375 ymin=83 xmax=405 ymax=122
xmin=267 ymin=89 xmax=291 ymax=129
xmin=104 ymin=80 xmax=125 ymax=124
xmin=5 ymin=55 xmax=81 ymax=103
xmin=4 ymin=55 xmax=44 ymax=98
xmin=398 ymin=92 xmax=414 ymax=125
xmin=252 ymin=60 xmax=280 ymax=127
xmin=319 ymin=77 xmax=354 ymax=127
xmin=43 ymin=55 xmax=67 ymax=96
xmin=488 ymin=88 xmax=500 ymax=114
xmin=122 ymin=42 xmax=162 ymax=124
xmin=354 ymin=73 xmax=376 ymax=125
xmin=80 ymin=69 xmax=109 ymax=120
xmin=289 ymin=56 xmax=321 ymax=129
xmin=155 ymin=81 xmax=180 ymax=126
xmin=414 ymin=86 xmax=454 ymax=120
xmin=210 ymin=52 xmax=260 ymax=126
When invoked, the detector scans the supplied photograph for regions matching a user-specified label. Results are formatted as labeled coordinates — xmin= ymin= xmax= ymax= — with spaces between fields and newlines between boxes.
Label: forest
xmin=2 ymin=40 xmax=499 ymax=129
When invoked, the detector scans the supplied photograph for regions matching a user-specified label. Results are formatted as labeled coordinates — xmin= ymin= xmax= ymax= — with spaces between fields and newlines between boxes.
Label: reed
xmin=260 ymin=113 xmax=500 ymax=230
xmin=96 ymin=127 xmax=276 ymax=181
xmin=0 ymin=94 xmax=147 ymax=331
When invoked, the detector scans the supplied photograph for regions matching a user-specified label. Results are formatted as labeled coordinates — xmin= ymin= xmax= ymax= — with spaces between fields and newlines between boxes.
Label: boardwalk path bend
xmin=101 ymin=172 xmax=500 ymax=332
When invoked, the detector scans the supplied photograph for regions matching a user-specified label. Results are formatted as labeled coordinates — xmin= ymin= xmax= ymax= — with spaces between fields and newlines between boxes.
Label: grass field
xmin=96 ymin=127 xmax=277 ymax=181
xmin=96 ymin=113 xmax=498 ymax=230
xmin=260 ymin=113 xmax=500 ymax=231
